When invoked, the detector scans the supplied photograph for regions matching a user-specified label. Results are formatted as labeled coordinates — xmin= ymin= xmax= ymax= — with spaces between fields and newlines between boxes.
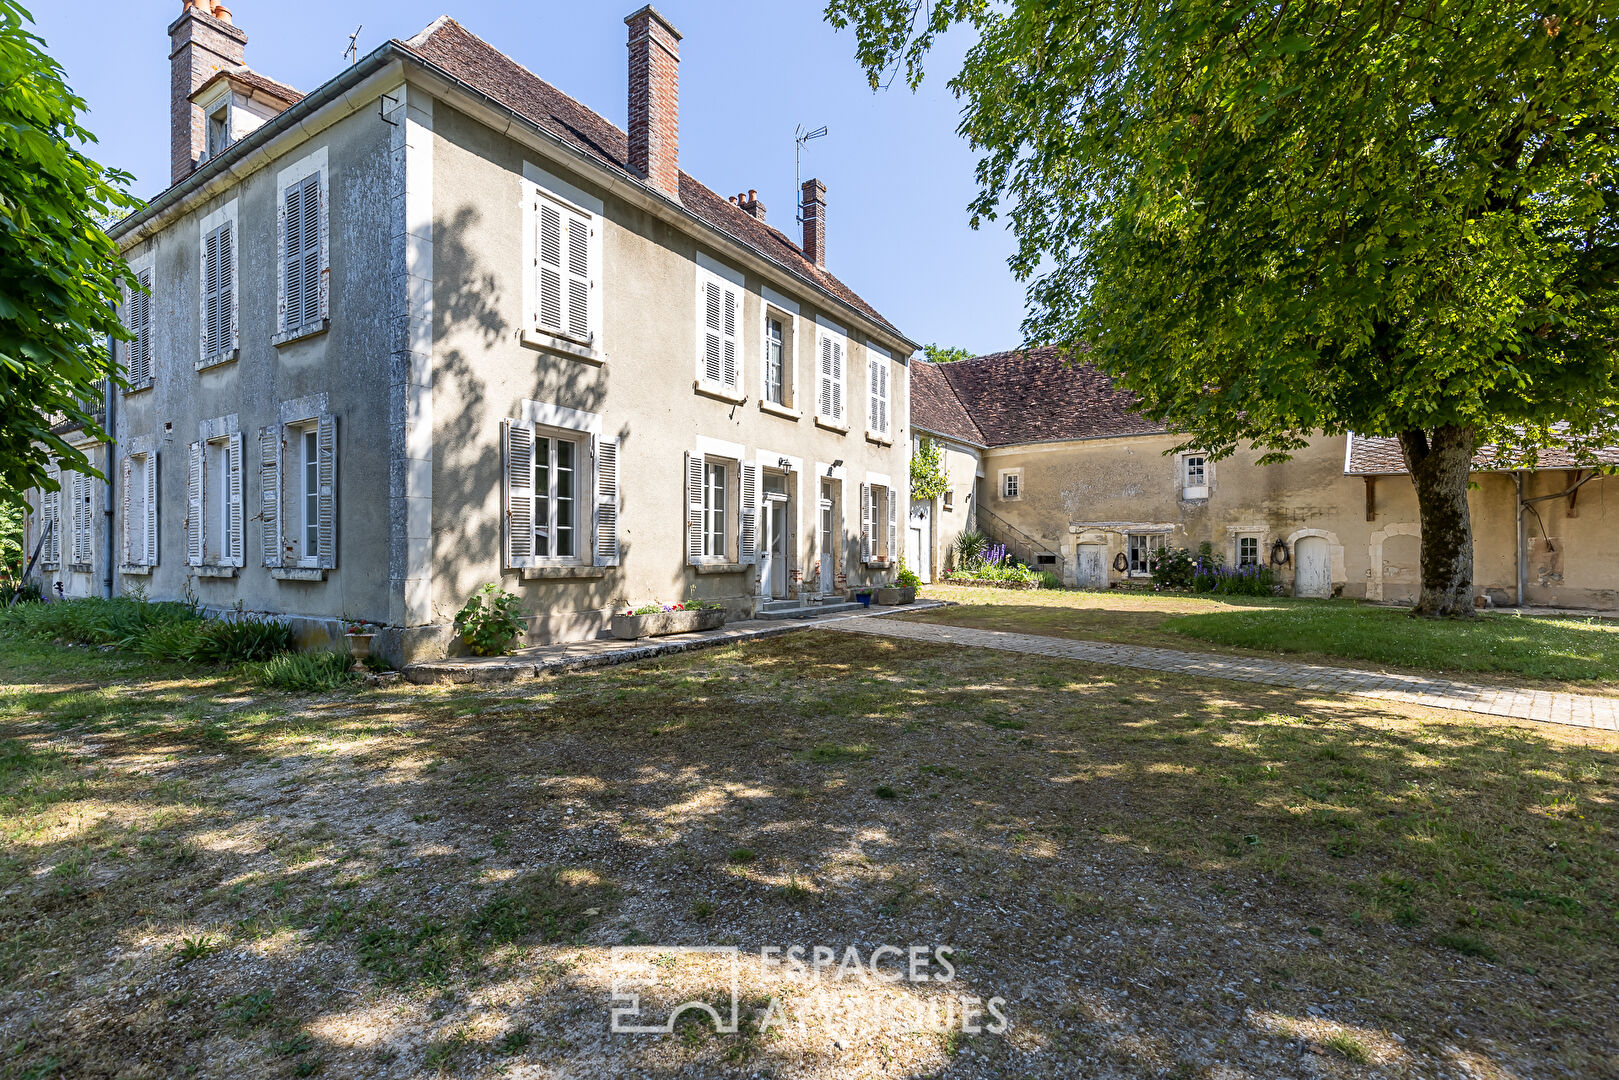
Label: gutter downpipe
xmin=102 ymin=327 xmax=116 ymax=599
xmin=1515 ymin=471 xmax=1526 ymax=609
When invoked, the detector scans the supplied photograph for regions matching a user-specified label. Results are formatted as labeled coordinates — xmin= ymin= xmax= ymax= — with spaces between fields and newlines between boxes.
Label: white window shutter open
xmin=565 ymin=209 xmax=591 ymax=341
xmin=722 ymin=284 xmax=738 ymax=390
xmin=739 ymin=461 xmax=758 ymax=564
xmin=685 ymin=451 xmax=705 ymax=565
xmin=869 ymin=358 xmax=880 ymax=432
xmin=70 ymin=471 xmax=86 ymax=565
xmin=887 ymin=486 xmax=898 ymax=564
xmin=120 ymin=455 xmax=132 ymax=565
xmin=536 ymin=199 xmax=564 ymax=334
xmin=316 ymin=414 xmax=337 ymax=569
xmin=145 ymin=452 xmax=159 ymax=567
xmin=186 ymin=441 xmax=204 ymax=566
xmin=504 ymin=420 xmax=535 ymax=568
xmin=831 ymin=339 xmax=845 ymax=422
xmin=300 ymin=178 xmax=320 ymax=327
xmin=226 ymin=432 xmax=245 ymax=567
xmin=260 ymin=426 xmax=281 ymax=567
xmin=130 ymin=271 xmax=151 ymax=384
xmin=594 ymin=435 xmax=620 ymax=567
xmin=703 ymin=280 xmax=723 ymax=384
xmin=859 ymin=482 xmax=872 ymax=564
xmin=819 ymin=336 xmax=833 ymax=417
xmin=42 ymin=478 xmax=59 ymax=567
xmin=878 ymin=362 xmax=890 ymax=435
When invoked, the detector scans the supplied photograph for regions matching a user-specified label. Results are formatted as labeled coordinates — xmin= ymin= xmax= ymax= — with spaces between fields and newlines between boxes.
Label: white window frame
xmin=295 ymin=423 xmax=320 ymax=566
xmin=276 ymin=147 xmax=329 ymax=339
xmin=695 ymin=255 xmax=744 ymax=396
xmin=861 ymin=475 xmax=899 ymax=567
xmin=260 ymin=403 xmax=338 ymax=573
xmin=1238 ymin=534 xmax=1261 ymax=567
xmin=866 ymin=343 xmax=892 ymax=441
xmin=502 ymin=401 xmax=615 ymax=571
xmin=943 ymin=489 xmax=955 ymax=512
xmin=197 ymin=199 xmax=238 ymax=369
xmin=188 ymin=419 xmax=244 ymax=569
xmin=121 ymin=449 xmax=159 ymax=570
xmin=521 ymin=164 xmax=603 ymax=356
xmin=999 ymin=468 xmax=1023 ymax=501
xmin=760 ymin=286 xmax=799 ymax=415
xmin=815 ymin=317 xmax=848 ymax=427
xmin=1181 ymin=452 xmax=1210 ymax=499
xmin=702 ymin=458 xmax=730 ymax=559
xmin=67 ymin=466 xmax=93 ymax=568
xmin=1127 ymin=532 xmax=1167 ymax=577
xmin=38 ymin=470 xmax=61 ymax=570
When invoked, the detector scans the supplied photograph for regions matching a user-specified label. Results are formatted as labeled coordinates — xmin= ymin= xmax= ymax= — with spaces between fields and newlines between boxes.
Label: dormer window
xmin=206 ymin=103 xmax=230 ymax=159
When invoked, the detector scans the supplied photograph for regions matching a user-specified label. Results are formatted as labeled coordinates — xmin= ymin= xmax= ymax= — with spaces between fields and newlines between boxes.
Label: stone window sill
xmin=271 ymin=566 xmax=327 ymax=582
xmin=122 ymin=379 xmax=154 ymax=397
xmin=194 ymin=565 xmax=238 ymax=578
xmin=865 ymin=431 xmax=893 ymax=447
xmin=521 ymin=328 xmax=603 ymax=365
xmin=759 ymin=399 xmax=800 ymax=421
xmin=68 ymin=563 xmax=94 ymax=575
xmin=119 ymin=564 xmax=154 ymax=576
xmin=196 ymin=348 xmax=239 ymax=372
xmin=272 ymin=318 xmax=330 ymax=348
xmin=693 ymin=380 xmax=746 ymax=405
xmin=519 ymin=565 xmax=606 ymax=581
xmin=814 ymin=416 xmax=849 ymax=435
xmin=692 ymin=561 xmax=747 ymax=575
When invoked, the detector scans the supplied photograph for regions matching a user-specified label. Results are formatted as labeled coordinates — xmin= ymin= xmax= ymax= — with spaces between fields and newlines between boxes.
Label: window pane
xmin=705 ymin=462 xmax=727 ymax=557
xmin=535 ymin=437 xmax=550 ymax=557
xmin=765 ymin=319 xmax=783 ymax=403
xmin=555 ymin=439 xmax=575 ymax=558
xmin=304 ymin=430 xmax=318 ymax=558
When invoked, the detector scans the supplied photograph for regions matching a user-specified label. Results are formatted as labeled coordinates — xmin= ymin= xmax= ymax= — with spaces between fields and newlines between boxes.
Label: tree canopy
xmin=0 ymin=0 xmax=139 ymax=505
xmin=828 ymin=0 xmax=1619 ymax=614
xmin=922 ymin=342 xmax=974 ymax=363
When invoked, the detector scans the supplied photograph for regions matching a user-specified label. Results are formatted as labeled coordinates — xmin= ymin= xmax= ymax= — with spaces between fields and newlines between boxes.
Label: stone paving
xmin=831 ymin=616 xmax=1619 ymax=732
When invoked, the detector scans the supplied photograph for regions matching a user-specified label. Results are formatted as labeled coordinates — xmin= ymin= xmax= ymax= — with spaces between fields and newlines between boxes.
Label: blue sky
xmin=37 ymin=1 xmax=1028 ymax=355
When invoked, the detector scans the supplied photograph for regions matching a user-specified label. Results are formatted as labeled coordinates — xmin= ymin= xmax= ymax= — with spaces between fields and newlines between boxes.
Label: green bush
xmin=896 ymin=566 xmax=922 ymax=590
xmin=1035 ymin=570 xmax=1062 ymax=589
xmin=192 ymin=616 xmax=296 ymax=663
xmin=1 ymin=596 xmax=294 ymax=663
xmin=454 ymin=583 xmax=525 ymax=656
xmin=953 ymin=530 xmax=988 ymax=571
xmin=250 ymin=651 xmax=353 ymax=693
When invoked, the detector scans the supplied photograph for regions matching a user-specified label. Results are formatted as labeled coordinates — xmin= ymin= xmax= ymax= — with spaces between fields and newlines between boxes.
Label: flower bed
xmin=941 ymin=578 xmax=1041 ymax=591
xmin=610 ymin=606 xmax=727 ymax=640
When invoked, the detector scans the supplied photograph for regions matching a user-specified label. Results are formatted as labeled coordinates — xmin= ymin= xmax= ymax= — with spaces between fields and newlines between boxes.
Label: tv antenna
xmin=795 ymin=124 xmax=828 ymax=222
xmin=344 ymin=25 xmax=363 ymax=66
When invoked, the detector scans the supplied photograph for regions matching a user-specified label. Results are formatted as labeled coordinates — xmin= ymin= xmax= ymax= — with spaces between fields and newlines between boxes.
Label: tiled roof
xmin=909 ymin=361 xmax=984 ymax=446
xmin=397 ymin=18 xmax=902 ymax=339
xmin=929 ymin=346 xmax=1164 ymax=447
xmin=1346 ymin=433 xmax=1619 ymax=475
xmin=190 ymin=66 xmax=303 ymax=105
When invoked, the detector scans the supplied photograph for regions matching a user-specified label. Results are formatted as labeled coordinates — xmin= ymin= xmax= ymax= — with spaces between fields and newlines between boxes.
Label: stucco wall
xmin=424 ymin=102 xmax=914 ymax=649
xmin=918 ymin=437 xmax=982 ymax=576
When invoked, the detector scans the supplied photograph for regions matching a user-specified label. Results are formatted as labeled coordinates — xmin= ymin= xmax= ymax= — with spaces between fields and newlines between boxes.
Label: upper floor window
xmin=278 ymin=151 xmax=327 ymax=338
xmin=529 ymin=189 xmax=597 ymax=346
xmin=125 ymin=268 xmax=152 ymax=390
xmin=1000 ymin=469 xmax=1022 ymax=501
xmin=197 ymin=200 xmax=238 ymax=368
xmin=696 ymin=268 xmax=741 ymax=394
xmin=764 ymin=316 xmax=786 ymax=405
xmin=1181 ymin=454 xmax=1209 ymax=498
xmin=206 ymin=103 xmax=230 ymax=159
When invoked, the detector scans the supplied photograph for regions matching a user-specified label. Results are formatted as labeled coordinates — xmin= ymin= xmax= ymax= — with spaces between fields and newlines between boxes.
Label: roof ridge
xmin=405 ymin=15 xmax=455 ymax=48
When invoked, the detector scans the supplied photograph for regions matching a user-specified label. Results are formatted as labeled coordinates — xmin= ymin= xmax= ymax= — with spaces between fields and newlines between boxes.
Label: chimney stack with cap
xmin=169 ymin=0 xmax=247 ymax=185
xmin=800 ymin=179 xmax=826 ymax=268
xmin=624 ymin=6 xmax=682 ymax=200
xmin=738 ymin=190 xmax=765 ymax=223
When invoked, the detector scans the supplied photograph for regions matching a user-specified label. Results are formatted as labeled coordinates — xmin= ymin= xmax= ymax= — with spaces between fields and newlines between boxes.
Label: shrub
xmin=1035 ymin=570 xmax=1062 ymax=589
xmin=0 ymin=595 xmax=202 ymax=648
xmin=191 ymin=616 xmax=297 ymax=663
xmin=454 ymin=583 xmax=525 ymax=656
xmin=896 ymin=565 xmax=922 ymax=590
xmin=1149 ymin=546 xmax=1202 ymax=589
xmin=953 ymin=530 xmax=988 ymax=571
xmin=250 ymin=651 xmax=353 ymax=693
xmin=1196 ymin=563 xmax=1278 ymax=596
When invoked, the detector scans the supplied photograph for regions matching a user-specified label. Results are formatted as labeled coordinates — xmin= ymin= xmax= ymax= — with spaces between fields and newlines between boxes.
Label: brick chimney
xmin=169 ymin=0 xmax=247 ymax=185
xmin=738 ymin=190 xmax=765 ymax=223
xmin=624 ymin=6 xmax=682 ymax=200
xmin=800 ymin=178 xmax=826 ymax=268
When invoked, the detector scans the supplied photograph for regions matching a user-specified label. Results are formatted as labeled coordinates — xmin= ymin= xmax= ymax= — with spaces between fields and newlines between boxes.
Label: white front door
xmin=761 ymin=497 xmax=789 ymax=599
xmin=1294 ymin=536 xmax=1332 ymax=598
xmin=819 ymin=481 xmax=836 ymax=596
xmin=906 ymin=502 xmax=931 ymax=581
xmin=1076 ymin=543 xmax=1108 ymax=589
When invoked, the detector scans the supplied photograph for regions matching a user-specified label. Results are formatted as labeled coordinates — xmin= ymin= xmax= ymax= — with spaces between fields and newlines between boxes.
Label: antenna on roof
xmin=344 ymin=24 xmax=363 ymax=66
xmin=795 ymin=124 xmax=828 ymax=224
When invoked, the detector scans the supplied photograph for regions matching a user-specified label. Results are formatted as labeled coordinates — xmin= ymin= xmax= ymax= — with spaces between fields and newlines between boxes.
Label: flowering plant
xmin=345 ymin=622 xmax=373 ymax=635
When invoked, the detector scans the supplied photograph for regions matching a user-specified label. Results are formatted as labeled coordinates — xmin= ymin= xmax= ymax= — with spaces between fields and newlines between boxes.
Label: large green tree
xmin=0 ymin=1 xmax=138 ymax=508
xmin=828 ymin=0 xmax=1619 ymax=616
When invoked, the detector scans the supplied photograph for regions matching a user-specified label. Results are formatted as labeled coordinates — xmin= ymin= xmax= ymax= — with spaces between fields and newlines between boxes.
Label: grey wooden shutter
xmin=564 ymin=209 xmax=592 ymax=341
xmin=315 ymin=414 xmax=336 ymax=569
xmin=593 ymin=435 xmax=619 ymax=567
xmin=203 ymin=229 xmax=220 ymax=356
xmin=145 ymin=453 xmax=159 ymax=567
xmin=299 ymin=178 xmax=320 ymax=327
xmin=225 ymin=433 xmax=245 ymax=566
xmin=879 ymin=362 xmax=890 ymax=435
xmin=219 ymin=222 xmax=234 ymax=351
xmin=859 ymin=482 xmax=872 ymax=564
xmin=739 ymin=461 xmax=758 ymax=564
xmin=703 ymin=280 xmax=724 ymax=384
xmin=186 ymin=441 xmax=204 ymax=566
xmin=75 ymin=470 xmax=91 ymax=565
xmin=504 ymin=420 xmax=535 ymax=568
xmin=721 ymin=284 xmax=738 ymax=390
xmin=130 ymin=271 xmax=151 ymax=384
xmin=120 ymin=456 xmax=132 ymax=565
xmin=260 ymin=426 xmax=281 ymax=567
xmin=685 ymin=451 xmax=705 ymax=564
xmin=831 ymin=338 xmax=844 ymax=422
xmin=284 ymin=181 xmax=304 ymax=331
xmin=536 ymin=199 xmax=564 ymax=334
xmin=42 ymin=477 xmax=59 ymax=567
xmin=887 ymin=486 xmax=898 ymax=564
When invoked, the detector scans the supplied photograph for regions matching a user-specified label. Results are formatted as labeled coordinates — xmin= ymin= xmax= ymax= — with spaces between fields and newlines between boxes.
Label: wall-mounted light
xmin=778 ymin=457 xmax=792 ymax=470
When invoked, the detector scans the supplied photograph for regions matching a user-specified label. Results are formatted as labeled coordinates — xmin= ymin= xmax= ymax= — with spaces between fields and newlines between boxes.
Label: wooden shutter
xmin=203 ymin=222 xmax=234 ymax=356
xmin=739 ymin=461 xmax=758 ymax=564
xmin=593 ymin=436 xmax=620 ymax=567
xmin=535 ymin=198 xmax=565 ymax=334
xmin=315 ymin=415 xmax=336 ymax=569
xmin=68 ymin=471 xmax=84 ymax=565
xmin=819 ymin=336 xmax=833 ymax=417
xmin=721 ymin=285 xmax=738 ymax=389
xmin=120 ymin=456 xmax=132 ymax=565
xmin=564 ymin=209 xmax=592 ymax=341
xmin=831 ymin=338 xmax=844 ymax=422
xmin=284 ymin=180 xmax=304 ymax=331
xmin=186 ymin=441 xmax=203 ymax=566
xmin=504 ymin=420 xmax=535 ymax=568
xmin=875 ymin=361 xmax=890 ymax=435
xmin=145 ymin=453 xmax=159 ymax=567
xmin=78 ymin=470 xmax=92 ymax=565
xmin=42 ymin=477 xmax=59 ymax=567
xmin=130 ymin=271 xmax=151 ymax=384
xmin=887 ymin=486 xmax=898 ymax=564
xmin=225 ymin=433 xmax=245 ymax=566
xmin=260 ymin=426 xmax=281 ymax=567
xmin=299 ymin=178 xmax=320 ymax=327
xmin=859 ymin=482 xmax=872 ymax=564
xmin=869 ymin=358 xmax=880 ymax=432
xmin=219 ymin=221 xmax=234 ymax=352
xmin=702 ymin=280 xmax=724 ymax=384
xmin=203 ymin=228 xmax=220 ymax=356
xmin=685 ymin=451 xmax=705 ymax=565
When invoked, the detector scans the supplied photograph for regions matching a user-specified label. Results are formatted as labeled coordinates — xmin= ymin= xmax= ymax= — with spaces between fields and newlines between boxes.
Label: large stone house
xmin=910 ymin=348 xmax=1619 ymax=610
xmin=22 ymin=3 xmax=916 ymax=660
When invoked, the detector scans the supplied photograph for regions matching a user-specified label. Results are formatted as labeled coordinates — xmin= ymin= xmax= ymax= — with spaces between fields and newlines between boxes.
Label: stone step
xmin=756 ymin=601 xmax=866 ymax=620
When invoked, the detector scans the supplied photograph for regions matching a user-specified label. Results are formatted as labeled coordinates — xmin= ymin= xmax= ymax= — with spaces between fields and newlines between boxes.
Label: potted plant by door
xmin=344 ymin=621 xmax=375 ymax=667
xmin=852 ymin=587 xmax=874 ymax=607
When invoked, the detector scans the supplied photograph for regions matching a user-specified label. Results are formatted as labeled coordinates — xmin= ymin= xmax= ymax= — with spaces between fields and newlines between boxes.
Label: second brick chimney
xmin=624 ymin=6 xmax=682 ymax=201
xmin=800 ymin=179 xmax=826 ymax=268
xmin=169 ymin=0 xmax=248 ymax=186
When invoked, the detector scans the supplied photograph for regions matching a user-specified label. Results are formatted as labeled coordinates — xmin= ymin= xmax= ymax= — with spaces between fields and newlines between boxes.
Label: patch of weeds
xmin=1435 ymin=932 xmax=1497 ymax=961
xmin=292 ymin=1056 xmax=323 ymax=1077
xmin=174 ymin=934 xmax=220 ymax=966
xmin=1320 ymin=1033 xmax=1372 ymax=1064
xmin=874 ymin=785 xmax=899 ymax=799
xmin=779 ymin=875 xmax=813 ymax=903
xmin=357 ymin=922 xmax=455 ymax=986
xmin=498 ymin=1027 xmax=531 ymax=1056
xmin=1394 ymin=903 xmax=1423 ymax=927
xmin=464 ymin=867 xmax=615 ymax=949
xmin=942 ymin=1029 xmax=970 ymax=1056
xmin=271 ymin=1034 xmax=315 ymax=1057
xmin=219 ymin=986 xmax=275 ymax=1027
xmin=690 ymin=900 xmax=716 ymax=920
xmin=727 ymin=848 xmax=757 ymax=864
xmin=423 ymin=1027 xmax=470 ymax=1070
xmin=799 ymin=743 xmax=872 ymax=764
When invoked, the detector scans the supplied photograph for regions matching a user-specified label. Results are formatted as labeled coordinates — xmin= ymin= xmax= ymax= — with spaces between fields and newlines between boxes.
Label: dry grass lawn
xmin=0 ymin=629 xmax=1615 ymax=1079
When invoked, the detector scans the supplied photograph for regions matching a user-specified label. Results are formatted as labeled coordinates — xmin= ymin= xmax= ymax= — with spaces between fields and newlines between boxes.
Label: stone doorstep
xmin=402 ymin=600 xmax=949 ymax=685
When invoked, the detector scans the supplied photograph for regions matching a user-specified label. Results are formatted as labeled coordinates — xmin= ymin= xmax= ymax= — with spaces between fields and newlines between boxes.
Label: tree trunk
xmin=1398 ymin=426 xmax=1477 ymax=618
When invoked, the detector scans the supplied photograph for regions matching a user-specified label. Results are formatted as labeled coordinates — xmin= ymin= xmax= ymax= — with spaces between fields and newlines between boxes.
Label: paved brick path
xmin=830 ymin=617 xmax=1619 ymax=731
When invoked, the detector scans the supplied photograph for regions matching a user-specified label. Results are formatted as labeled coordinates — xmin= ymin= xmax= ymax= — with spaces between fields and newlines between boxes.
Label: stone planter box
xmin=874 ymin=586 xmax=916 ymax=606
xmin=610 ymin=608 xmax=727 ymax=641
xmin=943 ymin=577 xmax=1041 ymax=590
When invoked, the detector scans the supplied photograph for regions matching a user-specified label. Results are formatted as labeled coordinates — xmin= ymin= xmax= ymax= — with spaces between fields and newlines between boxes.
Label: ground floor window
xmin=862 ymin=482 xmax=896 ymax=565
xmin=1238 ymin=535 xmax=1260 ymax=567
xmin=188 ymin=432 xmax=243 ymax=568
xmin=1128 ymin=533 xmax=1166 ymax=575
xmin=122 ymin=452 xmax=158 ymax=567
xmin=703 ymin=460 xmax=729 ymax=559
xmin=260 ymin=413 xmax=337 ymax=571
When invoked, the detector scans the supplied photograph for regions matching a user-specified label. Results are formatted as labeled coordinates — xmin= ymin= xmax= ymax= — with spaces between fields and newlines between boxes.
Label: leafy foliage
xmin=951 ymin=529 xmax=988 ymax=571
xmin=0 ymin=2 xmax=141 ymax=503
xmin=0 ymin=595 xmax=295 ymax=662
xmin=921 ymin=342 xmax=973 ymax=364
xmin=249 ymin=651 xmax=353 ymax=693
xmin=909 ymin=436 xmax=949 ymax=501
xmin=454 ymin=583 xmax=525 ymax=657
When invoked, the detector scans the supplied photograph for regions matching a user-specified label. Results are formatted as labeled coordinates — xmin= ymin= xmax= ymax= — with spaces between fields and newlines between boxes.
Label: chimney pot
xmin=748 ymin=189 xmax=757 ymax=201
xmin=212 ymin=3 xmax=233 ymax=24
xmin=800 ymin=178 xmax=827 ymax=268
xmin=739 ymin=190 xmax=766 ymax=223
xmin=624 ymin=6 xmax=682 ymax=200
